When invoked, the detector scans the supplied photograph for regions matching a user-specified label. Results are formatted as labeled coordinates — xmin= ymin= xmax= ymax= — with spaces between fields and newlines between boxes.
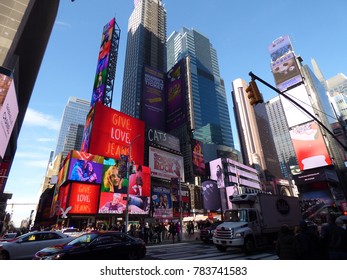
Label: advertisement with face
xmin=209 ymin=158 xmax=225 ymax=188
xmin=68 ymin=158 xmax=103 ymax=184
xmin=101 ymin=156 xmax=128 ymax=193
xmin=152 ymin=185 xmax=173 ymax=218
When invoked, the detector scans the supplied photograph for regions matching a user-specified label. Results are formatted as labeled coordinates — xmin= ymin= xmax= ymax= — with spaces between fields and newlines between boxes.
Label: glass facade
xmin=167 ymin=28 xmax=234 ymax=149
xmin=54 ymin=97 xmax=90 ymax=159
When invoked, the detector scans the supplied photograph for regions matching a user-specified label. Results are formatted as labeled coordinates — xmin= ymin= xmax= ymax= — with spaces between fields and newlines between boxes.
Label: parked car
xmin=61 ymin=227 xmax=83 ymax=237
xmin=0 ymin=231 xmax=75 ymax=260
xmin=0 ymin=232 xmax=18 ymax=242
xmin=200 ymin=221 xmax=223 ymax=243
xmin=33 ymin=231 xmax=146 ymax=260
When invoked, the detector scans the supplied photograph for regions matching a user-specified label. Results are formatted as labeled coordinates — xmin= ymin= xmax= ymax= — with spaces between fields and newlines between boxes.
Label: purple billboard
xmin=142 ymin=65 xmax=166 ymax=130
xmin=166 ymin=59 xmax=187 ymax=131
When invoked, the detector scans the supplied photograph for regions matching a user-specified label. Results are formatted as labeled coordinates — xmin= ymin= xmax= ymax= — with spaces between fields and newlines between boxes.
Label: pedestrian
xmin=175 ymin=222 xmax=181 ymax=242
xmin=275 ymin=224 xmax=301 ymax=260
xmin=320 ymin=215 xmax=347 ymax=260
xmin=169 ymin=222 xmax=176 ymax=243
xmin=295 ymin=220 xmax=322 ymax=259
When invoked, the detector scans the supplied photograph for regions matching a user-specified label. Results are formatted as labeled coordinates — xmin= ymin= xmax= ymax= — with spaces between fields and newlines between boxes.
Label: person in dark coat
xmin=295 ymin=220 xmax=322 ymax=259
xmin=276 ymin=224 xmax=301 ymax=260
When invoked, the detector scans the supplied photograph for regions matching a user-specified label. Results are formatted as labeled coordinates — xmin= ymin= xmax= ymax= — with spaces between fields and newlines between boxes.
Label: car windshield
xmin=66 ymin=233 xmax=99 ymax=246
xmin=224 ymin=210 xmax=248 ymax=222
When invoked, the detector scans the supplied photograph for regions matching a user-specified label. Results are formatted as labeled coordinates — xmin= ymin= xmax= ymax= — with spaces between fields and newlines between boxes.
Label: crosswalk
xmin=145 ymin=242 xmax=279 ymax=260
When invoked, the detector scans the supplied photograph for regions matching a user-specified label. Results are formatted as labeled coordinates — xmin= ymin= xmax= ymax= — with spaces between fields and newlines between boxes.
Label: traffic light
xmin=246 ymin=80 xmax=263 ymax=106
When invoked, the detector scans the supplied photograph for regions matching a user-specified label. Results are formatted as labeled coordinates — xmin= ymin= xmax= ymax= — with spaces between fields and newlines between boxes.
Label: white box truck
xmin=212 ymin=193 xmax=302 ymax=253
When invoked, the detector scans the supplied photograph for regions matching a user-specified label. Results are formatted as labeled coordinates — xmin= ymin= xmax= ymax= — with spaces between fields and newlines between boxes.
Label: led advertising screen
xmin=128 ymin=164 xmax=151 ymax=197
xmin=101 ymin=156 xmax=128 ymax=193
xmin=90 ymin=18 xmax=115 ymax=107
xmin=67 ymin=151 xmax=104 ymax=184
xmin=268 ymin=35 xmax=293 ymax=62
xmin=209 ymin=158 xmax=225 ymax=188
xmin=271 ymin=51 xmax=302 ymax=92
xmin=170 ymin=178 xmax=190 ymax=218
xmin=290 ymin=121 xmax=332 ymax=171
xmin=68 ymin=183 xmax=100 ymax=215
xmin=166 ymin=59 xmax=188 ymax=131
xmin=192 ymin=139 xmax=205 ymax=176
xmin=0 ymin=72 xmax=18 ymax=159
xmin=280 ymin=84 xmax=314 ymax=128
xmin=88 ymin=103 xmax=145 ymax=165
xmin=98 ymin=192 xmax=150 ymax=215
xmin=202 ymin=180 xmax=221 ymax=211
xmin=148 ymin=146 xmax=185 ymax=182
xmin=152 ymin=185 xmax=173 ymax=218
xmin=81 ymin=106 xmax=95 ymax=152
xmin=142 ymin=65 xmax=166 ymax=130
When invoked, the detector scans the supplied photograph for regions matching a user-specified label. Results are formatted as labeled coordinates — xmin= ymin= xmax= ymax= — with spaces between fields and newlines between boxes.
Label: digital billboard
xmin=142 ymin=65 xmax=166 ymax=130
xmin=81 ymin=106 xmax=95 ymax=153
xmin=290 ymin=121 xmax=332 ymax=171
xmin=268 ymin=35 xmax=293 ymax=62
xmin=0 ymin=71 xmax=18 ymax=159
xmin=202 ymin=180 xmax=221 ymax=211
xmin=67 ymin=150 xmax=104 ymax=184
xmin=87 ymin=103 xmax=145 ymax=164
xmin=148 ymin=146 xmax=184 ymax=182
xmin=271 ymin=51 xmax=302 ymax=92
xmin=68 ymin=183 xmax=100 ymax=215
xmin=101 ymin=156 xmax=128 ymax=193
xmin=128 ymin=164 xmax=151 ymax=197
xmin=90 ymin=18 xmax=115 ymax=107
xmin=166 ymin=59 xmax=188 ymax=131
xmin=280 ymin=84 xmax=314 ymax=128
xmin=209 ymin=158 xmax=224 ymax=188
xmin=192 ymin=139 xmax=205 ymax=176
xmin=98 ymin=192 xmax=150 ymax=215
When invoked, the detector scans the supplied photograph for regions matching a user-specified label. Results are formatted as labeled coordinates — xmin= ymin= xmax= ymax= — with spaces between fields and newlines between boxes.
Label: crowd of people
xmin=276 ymin=214 xmax=347 ymax=260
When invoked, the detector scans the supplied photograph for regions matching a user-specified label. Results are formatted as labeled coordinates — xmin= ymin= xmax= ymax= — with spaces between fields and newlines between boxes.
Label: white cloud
xmin=24 ymin=108 xmax=60 ymax=130
xmin=55 ymin=20 xmax=72 ymax=28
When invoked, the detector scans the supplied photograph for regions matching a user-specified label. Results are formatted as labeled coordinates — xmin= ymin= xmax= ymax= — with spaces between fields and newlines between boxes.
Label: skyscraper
xmin=167 ymin=28 xmax=235 ymax=156
xmin=54 ymin=97 xmax=90 ymax=159
xmin=121 ymin=0 xmax=167 ymax=127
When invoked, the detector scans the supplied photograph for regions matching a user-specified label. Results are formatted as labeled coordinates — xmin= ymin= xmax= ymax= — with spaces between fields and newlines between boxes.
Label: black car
xmin=33 ymin=231 xmax=146 ymax=260
xmin=200 ymin=221 xmax=223 ymax=243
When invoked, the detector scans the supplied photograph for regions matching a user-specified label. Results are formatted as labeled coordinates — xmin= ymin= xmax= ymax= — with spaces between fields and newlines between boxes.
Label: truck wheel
xmin=244 ymin=237 xmax=255 ymax=254
xmin=216 ymin=245 xmax=227 ymax=252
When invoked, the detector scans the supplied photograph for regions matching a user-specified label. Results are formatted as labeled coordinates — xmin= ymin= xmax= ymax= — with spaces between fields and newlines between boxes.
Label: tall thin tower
xmin=120 ymin=0 xmax=167 ymax=122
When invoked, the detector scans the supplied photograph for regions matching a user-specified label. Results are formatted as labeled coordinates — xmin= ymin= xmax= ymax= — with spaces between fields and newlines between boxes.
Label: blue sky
xmin=5 ymin=0 xmax=347 ymax=227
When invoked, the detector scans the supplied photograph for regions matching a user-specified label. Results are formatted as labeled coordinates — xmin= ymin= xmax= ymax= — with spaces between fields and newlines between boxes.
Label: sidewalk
xmin=146 ymin=230 xmax=201 ymax=246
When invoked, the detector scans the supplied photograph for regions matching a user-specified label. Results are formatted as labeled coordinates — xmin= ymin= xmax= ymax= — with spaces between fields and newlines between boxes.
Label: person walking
xmin=276 ymin=224 xmax=301 ymax=260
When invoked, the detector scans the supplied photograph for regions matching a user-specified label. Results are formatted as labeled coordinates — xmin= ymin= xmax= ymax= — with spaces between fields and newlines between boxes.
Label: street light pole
xmin=179 ymin=180 xmax=183 ymax=241
xmin=124 ymin=134 xmax=141 ymax=233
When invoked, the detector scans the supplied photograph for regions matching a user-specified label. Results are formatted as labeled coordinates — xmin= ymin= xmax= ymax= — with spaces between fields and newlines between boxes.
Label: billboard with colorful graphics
xmin=209 ymin=158 xmax=224 ymax=188
xmin=91 ymin=18 xmax=115 ymax=107
xmin=152 ymin=185 xmax=173 ymax=218
xmin=86 ymin=103 xmax=145 ymax=164
xmin=148 ymin=146 xmax=184 ymax=182
xmin=290 ymin=121 xmax=332 ymax=171
xmin=142 ymin=65 xmax=166 ymax=130
xmin=192 ymin=139 xmax=205 ymax=176
xmin=68 ymin=183 xmax=100 ymax=215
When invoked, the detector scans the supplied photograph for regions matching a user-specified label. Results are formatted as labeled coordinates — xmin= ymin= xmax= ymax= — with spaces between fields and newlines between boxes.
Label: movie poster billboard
xmin=68 ymin=183 xmax=100 ymax=215
xmin=192 ymin=139 xmax=205 ymax=176
xmin=142 ymin=66 xmax=166 ymax=130
xmin=98 ymin=192 xmax=150 ymax=215
xmin=166 ymin=59 xmax=187 ymax=131
xmin=202 ymin=180 xmax=221 ymax=211
xmin=0 ymin=71 xmax=18 ymax=159
xmin=209 ymin=158 xmax=225 ymax=188
xmin=67 ymin=151 xmax=104 ymax=184
xmin=148 ymin=146 xmax=184 ymax=182
xmin=290 ymin=121 xmax=332 ymax=171
xmin=101 ymin=155 xmax=128 ymax=193
xmin=88 ymin=103 xmax=145 ymax=164
xmin=90 ymin=18 xmax=115 ymax=107
xmin=152 ymin=185 xmax=173 ymax=218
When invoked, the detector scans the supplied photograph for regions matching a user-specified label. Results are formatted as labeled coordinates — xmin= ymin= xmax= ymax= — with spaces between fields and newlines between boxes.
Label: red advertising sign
xmin=88 ymin=103 xmax=145 ymax=165
xmin=290 ymin=122 xmax=332 ymax=171
xmin=68 ymin=183 xmax=100 ymax=214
